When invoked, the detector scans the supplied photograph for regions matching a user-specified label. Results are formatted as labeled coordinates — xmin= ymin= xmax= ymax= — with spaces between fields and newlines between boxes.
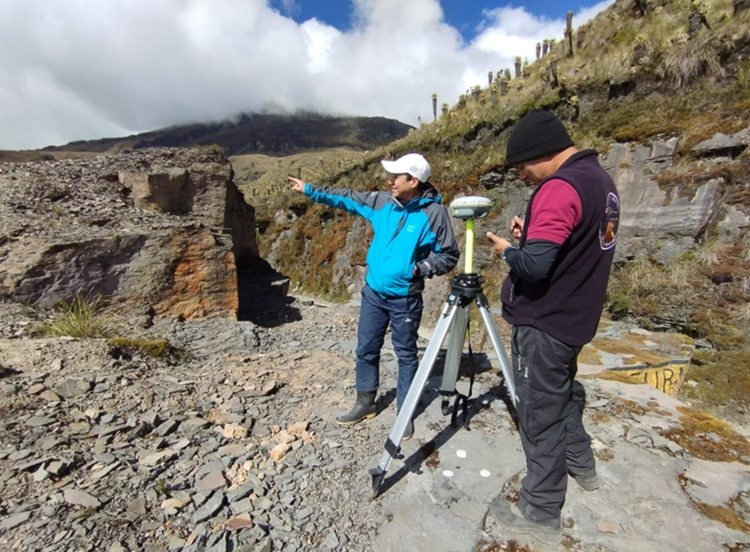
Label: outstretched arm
xmin=287 ymin=176 xmax=382 ymax=220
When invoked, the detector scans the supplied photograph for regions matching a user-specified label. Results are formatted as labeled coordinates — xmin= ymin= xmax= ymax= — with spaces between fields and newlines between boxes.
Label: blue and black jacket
xmin=304 ymin=182 xmax=460 ymax=298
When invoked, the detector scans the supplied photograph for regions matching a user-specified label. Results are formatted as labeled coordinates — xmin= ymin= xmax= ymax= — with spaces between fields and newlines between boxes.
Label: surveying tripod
xmin=369 ymin=196 xmax=518 ymax=497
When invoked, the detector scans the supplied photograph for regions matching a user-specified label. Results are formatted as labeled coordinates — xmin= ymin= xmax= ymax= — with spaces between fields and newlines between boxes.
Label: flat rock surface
xmin=0 ymin=295 xmax=748 ymax=551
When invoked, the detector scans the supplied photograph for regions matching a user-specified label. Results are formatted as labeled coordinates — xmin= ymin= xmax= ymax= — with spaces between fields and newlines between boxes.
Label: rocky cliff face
xmin=0 ymin=146 xmax=261 ymax=321
xmin=602 ymin=128 xmax=750 ymax=263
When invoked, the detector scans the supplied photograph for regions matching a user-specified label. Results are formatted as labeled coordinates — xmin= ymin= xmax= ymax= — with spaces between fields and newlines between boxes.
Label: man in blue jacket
xmin=289 ymin=153 xmax=459 ymax=438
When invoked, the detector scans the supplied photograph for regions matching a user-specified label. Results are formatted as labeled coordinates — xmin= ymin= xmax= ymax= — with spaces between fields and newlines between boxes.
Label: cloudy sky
xmin=0 ymin=0 xmax=613 ymax=150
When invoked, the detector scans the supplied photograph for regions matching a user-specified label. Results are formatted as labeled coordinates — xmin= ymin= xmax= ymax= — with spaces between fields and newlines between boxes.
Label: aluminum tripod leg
xmin=369 ymin=299 xmax=460 ymax=496
xmin=368 ymin=274 xmax=518 ymax=497
xmin=438 ymin=305 xmax=469 ymax=414
xmin=437 ymin=294 xmax=517 ymax=416
xmin=475 ymin=292 xmax=517 ymax=405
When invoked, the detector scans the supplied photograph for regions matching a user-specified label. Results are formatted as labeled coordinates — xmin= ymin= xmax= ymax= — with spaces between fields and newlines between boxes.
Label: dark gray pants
xmin=511 ymin=325 xmax=596 ymax=524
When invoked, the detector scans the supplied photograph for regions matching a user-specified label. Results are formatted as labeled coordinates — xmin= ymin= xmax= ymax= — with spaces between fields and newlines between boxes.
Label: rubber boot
xmin=337 ymin=392 xmax=377 ymax=426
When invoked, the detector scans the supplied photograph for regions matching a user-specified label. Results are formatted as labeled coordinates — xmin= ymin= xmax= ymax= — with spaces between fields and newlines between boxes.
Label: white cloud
xmin=0 ymin=0 xmax=613 ymax=150
xmin=300 ymin=20 xmax=341 ymax=74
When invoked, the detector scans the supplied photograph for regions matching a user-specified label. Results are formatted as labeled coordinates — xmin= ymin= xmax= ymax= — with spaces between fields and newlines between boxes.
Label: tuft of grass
xmin=154 ymin=478 xmax=169 ymax=497
xmin=737 ymin=60 xmax=750 ymax=90
xmin=662 ymin=36 xmax=724 ymax=88
xmin=691 ymin=308 xmax=748 ymax=350
xmin=734 ymin=301 xmax=750 ymax=324
xmin=654 ymin=158 xmax=749 ymax=189
xmin=694 ymin=239 xmax=740 ymax=269
xmin=38 ymin=294 xmax=113 ymax=338
xmin=607 ymin=255 xmax=704 ymax=320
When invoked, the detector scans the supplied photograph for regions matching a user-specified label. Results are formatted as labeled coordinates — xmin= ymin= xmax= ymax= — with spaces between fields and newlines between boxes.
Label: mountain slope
xmin=38 ymin=112 xmax=413 ymax=157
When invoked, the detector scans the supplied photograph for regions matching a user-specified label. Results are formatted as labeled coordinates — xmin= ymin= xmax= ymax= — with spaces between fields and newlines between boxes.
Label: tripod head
xmin=449 ymin=196 xmax=492 ymax=274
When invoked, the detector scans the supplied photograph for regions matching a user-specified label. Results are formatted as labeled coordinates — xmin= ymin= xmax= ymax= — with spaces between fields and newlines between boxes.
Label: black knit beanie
xmin=506 ymin=110 xmax=574 ymax=165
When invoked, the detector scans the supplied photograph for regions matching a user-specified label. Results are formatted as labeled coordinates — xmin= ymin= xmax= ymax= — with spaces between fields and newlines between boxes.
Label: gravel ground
xmin=0 ymin=294 xmax=405 ymax=552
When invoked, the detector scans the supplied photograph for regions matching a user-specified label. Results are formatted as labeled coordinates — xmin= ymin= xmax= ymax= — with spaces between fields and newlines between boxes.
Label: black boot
xmin=337 ymin=392 xmax=377 ymax=426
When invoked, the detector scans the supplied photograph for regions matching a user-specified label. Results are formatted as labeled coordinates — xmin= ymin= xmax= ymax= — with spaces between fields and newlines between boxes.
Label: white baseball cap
xmin=381 ymin=153 xmax=431 ymax=183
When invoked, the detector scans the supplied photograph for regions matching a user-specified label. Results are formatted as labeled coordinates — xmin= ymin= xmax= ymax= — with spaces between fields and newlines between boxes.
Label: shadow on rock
xmin=236 ymin=259 xmax=301 ymax=327
xmin=373 ymin=381 xmax=512 ymax=498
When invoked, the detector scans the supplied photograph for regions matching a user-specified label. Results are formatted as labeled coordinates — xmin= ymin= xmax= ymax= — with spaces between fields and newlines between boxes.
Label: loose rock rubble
xmin=1 ymin=296 xmax=750 ymax=552
xmin=0 ymin=296 xmax=386 ymax=552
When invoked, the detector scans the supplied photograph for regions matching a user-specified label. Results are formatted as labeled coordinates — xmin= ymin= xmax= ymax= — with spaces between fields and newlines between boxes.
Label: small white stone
xmin=456 ymin=449 xmax=467 ymax=458
xmin=442 ymin=470 xmax=454 ymax=478
xmin=480 ymin=469 xmax=491 ymax=478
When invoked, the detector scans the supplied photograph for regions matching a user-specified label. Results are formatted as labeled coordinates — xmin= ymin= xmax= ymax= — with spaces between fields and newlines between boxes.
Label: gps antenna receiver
xmin=449 ymin=196 xmax=492 ymax=220
xmin=449 ymin=196 xmax=492 ymax=274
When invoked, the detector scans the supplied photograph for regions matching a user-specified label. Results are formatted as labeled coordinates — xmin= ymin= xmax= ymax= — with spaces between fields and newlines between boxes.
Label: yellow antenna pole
xmin=465 ymin=218 xmax=474 ymax=274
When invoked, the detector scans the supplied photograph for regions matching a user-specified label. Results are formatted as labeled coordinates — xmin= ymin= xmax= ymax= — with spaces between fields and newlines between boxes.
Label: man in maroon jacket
xmin=486 ymin=110 xmax=621 ymax=542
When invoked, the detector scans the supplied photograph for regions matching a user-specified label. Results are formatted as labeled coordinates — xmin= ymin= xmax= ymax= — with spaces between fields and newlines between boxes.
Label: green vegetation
xmin=606 ymin=254 xmax=711 ymax=327
xmin=36 ymin=294 xmax=184 ymax=362
xmin=231 ymin=147 xmax=368 ymax=194
xmin=262 ymin=207 xmax=357 ymax=300
xmin=154 ymin=478 xmax=169 ymax=498
xmin=38 ymin=294 xmax=113 ymax=338
xmin=107 ymin=336 xmax=184 ymax=360
xmin=661 ymin=405 xmax=750 ymax=462
xmin=739 ymin=59 xmax=750 ymax=90
xmin=680 ymin=349 xmax=750 ymax=419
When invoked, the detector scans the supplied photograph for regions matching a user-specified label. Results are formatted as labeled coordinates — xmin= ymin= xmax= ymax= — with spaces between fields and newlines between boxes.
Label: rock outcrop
xmin=601 ymin=128 xmax=750 ymax=263
xmin=0 ymin=146 xmax=264 ymax=321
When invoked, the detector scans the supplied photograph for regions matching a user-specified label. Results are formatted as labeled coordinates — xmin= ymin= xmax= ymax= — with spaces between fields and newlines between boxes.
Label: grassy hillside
xmin=231 ymin=148 xmax=368 ymax=198
xmin=249 ymin=0 xmax=750 ymax=423
xmin=252 ymin=0 xmax=750 ymax=214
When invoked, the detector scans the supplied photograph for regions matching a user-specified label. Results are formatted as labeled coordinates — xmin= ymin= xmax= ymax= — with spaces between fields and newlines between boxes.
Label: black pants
xmin=511 ymin=325 xmax=596 ymax=523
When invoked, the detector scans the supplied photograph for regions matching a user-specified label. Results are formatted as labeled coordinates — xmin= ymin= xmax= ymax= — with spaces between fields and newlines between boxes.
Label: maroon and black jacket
xmin=501 ymin=149 xmax=620 ymax=346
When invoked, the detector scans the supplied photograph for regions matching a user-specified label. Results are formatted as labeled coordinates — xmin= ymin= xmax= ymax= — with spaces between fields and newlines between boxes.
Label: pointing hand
xmin=288 ymin=176 xmax=305 ymax=193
